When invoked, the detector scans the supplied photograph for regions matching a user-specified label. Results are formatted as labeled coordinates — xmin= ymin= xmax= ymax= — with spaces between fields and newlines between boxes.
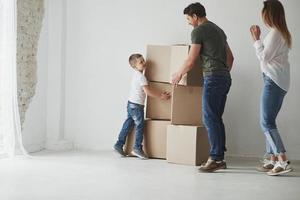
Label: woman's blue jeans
xmin=260 ymin=74 xmax=287 ymax=156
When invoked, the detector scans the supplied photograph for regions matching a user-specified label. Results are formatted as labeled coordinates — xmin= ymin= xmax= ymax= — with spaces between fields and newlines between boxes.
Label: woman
xmin=250 ymin=0 xmax=292 ymax=176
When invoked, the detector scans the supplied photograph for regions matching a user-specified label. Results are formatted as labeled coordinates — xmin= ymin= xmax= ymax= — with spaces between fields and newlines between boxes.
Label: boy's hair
xmin=128 ymin=53 xmax=142 ymax=68
xmin=183 ymin=2 xmax=206 ymax=18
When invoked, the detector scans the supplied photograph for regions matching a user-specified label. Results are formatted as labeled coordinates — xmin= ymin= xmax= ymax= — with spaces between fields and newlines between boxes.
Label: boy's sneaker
xmin=198 ymin=158 xmax=227 ymax=173
xmin=256 ymin=159 xmax=276 ymax=172
xmin=131 ymin=148 xmax=148 ymax=160
xmin=267 ymin=161 xmax=293 ymax=176
xmin=113 ymin=144 xmax=126 ymax=157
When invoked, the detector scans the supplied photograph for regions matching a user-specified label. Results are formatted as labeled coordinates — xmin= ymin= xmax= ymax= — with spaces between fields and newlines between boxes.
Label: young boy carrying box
xmin=114 ymin=53 xmax=171 ymax=159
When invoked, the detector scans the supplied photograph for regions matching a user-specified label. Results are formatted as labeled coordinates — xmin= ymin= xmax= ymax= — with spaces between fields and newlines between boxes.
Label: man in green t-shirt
xmin=172 ymin=2 xmax=234 ymax=173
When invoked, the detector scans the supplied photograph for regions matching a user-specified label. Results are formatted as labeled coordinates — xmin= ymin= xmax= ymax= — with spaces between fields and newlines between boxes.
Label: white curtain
xmin=0 ymin=0 xmax=28 ymax=157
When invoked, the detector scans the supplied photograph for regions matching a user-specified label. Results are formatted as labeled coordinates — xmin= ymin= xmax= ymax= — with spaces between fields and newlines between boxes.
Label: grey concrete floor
xmin=0 ymin=150 xmax=299 ymax=200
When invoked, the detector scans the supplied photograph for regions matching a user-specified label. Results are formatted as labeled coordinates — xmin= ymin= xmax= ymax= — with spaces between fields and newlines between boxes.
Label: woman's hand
xmin=250 ymin=25 xmax=261 ymax=41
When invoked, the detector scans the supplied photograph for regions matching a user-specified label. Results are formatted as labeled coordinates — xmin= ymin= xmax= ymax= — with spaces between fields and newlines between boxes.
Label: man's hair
xmin=183 ymin=2 xmax=206 ymax=18
xmin=128 ymin=53 xmax=142 ymax=68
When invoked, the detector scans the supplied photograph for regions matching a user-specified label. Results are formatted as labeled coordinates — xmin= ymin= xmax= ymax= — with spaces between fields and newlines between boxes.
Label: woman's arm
xmin=254 ymin=31 xmax=282 ymax=63
xmin=250 ymin=25 xmax=282 ymax=63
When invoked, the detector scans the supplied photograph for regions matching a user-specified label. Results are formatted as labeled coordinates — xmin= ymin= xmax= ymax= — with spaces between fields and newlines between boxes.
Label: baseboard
xmin=24 ymin=141 xmax=46 ymax=153
xmin=45 ymin=139 xmax=73 ymax=150
xmin=226 ymin=153 xmax=261 ymax=159
xmin=226 ymin=153 xmax=300 ymax=162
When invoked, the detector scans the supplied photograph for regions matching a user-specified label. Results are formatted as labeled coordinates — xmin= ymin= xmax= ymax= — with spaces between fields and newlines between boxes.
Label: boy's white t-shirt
xmin=128 ymin=70 xmax=148 ymax=105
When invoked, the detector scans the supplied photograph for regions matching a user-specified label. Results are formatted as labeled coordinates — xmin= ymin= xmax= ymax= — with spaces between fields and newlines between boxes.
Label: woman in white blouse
xmin=250 ymin=0 xmax=292 ymax=176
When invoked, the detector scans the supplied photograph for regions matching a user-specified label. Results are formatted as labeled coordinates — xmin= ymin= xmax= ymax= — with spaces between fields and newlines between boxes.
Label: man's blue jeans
xmin=260 ymin=74 xmax=286 ymax=155
xmin=115 ymin=101 xmax=144 ymax=150
xmin=203 ymin=74 xmax=231 ymax=161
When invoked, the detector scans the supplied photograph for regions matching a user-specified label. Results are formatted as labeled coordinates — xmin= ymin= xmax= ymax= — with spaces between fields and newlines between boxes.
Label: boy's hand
xmin=160 ymin=91 xmax=171 ymax=100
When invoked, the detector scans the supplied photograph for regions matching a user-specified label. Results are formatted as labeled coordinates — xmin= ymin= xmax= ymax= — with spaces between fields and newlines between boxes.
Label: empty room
xmin=0 ymin=0 xmax=299 ymax=199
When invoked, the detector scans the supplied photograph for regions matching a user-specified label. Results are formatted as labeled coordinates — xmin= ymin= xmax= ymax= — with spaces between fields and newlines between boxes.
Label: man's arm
xmin=226 ymin=43 xmax=234 ymax=71
xmin=171 ymin=44 xmax=201 ymax=85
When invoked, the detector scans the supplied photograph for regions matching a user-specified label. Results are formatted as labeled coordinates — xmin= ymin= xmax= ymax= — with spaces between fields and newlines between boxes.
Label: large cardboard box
xmin=146 ymin=82 xmax=203 ymax=126
xmin=146 ymin=82 xmax=172 ymax=120
xmin=166 ymin=125 xmax=209 ymax=166
xmin=145 ymin=45 xmax=203 ymax=86
xmin=124 ymin=120 xmax=171 ymax=159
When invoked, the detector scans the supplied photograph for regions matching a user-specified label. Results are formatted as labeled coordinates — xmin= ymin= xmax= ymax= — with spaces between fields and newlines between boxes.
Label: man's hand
xmin=160 ymin=91 xmax=171 ymax=100
xmin=171 ymin=71 xmax=182 ymax=86
xmin=171 ymin=44 xmax=200 ymax=86
xmin=250 ymin=25 xmax=261 ymax=41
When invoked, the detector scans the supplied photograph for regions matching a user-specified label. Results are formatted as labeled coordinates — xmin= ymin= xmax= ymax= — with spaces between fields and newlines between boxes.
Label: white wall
xmin=39 ymin=0 xmax=300 ymax=159
xmin=44 ymin=0 xmax=73 ymax=150
xmin=23 ymin=0 xmax=73 ymax=152
xmin=63 ymin=0 xmax=192 ymax=150
xmin=22 ymin=0 xmax=48 ymax=152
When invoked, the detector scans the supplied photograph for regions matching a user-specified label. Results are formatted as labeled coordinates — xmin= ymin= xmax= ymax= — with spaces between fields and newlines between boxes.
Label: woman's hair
xmin=262 ymin=0 xmax=292 ymax=48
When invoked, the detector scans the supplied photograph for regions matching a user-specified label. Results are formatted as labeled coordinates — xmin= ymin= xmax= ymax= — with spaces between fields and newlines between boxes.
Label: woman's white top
xmin=254 ymin=28 xmax=290 ymax=91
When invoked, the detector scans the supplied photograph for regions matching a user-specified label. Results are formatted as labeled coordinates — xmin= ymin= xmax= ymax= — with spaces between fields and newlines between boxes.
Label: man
xmin=172 ymin=2 xmax=234 ymax=172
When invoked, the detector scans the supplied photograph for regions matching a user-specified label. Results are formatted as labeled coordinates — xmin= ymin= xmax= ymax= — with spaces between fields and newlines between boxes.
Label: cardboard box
xmin=145 ymin=45 xmax=203 ymax=86
xmin=167 ymin=125 xmax=209 ymax=166
xmin=146 ymin=82 xmax=203 ymax=126
xmin=146 ymin=82 xmax=172 ymax=120
xmin=124 ymin=120 xmax=171 ymax=159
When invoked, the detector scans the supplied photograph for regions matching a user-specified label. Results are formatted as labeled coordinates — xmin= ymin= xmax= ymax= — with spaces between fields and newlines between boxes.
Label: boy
xmin=114 ymin=53 xmax=171 ymax=159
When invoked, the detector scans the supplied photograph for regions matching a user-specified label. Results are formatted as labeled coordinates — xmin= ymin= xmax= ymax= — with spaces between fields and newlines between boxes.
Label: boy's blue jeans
xmin=203 ymin=74 xmax=231 ymax=161
xmin=260 ymin=74 xmax=286 ymax=156
xmin=115 ymin=101 xmax=144 ymax=150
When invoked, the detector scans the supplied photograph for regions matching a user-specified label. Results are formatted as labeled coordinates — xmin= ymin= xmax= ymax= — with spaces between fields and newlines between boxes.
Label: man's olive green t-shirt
xmin=191 ymin=21 xmax=229 ymax=76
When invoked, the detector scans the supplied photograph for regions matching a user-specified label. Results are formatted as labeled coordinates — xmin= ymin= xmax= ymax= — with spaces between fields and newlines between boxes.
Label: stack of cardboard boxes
xmin=125 ymin=45 xmax=209 ymax=165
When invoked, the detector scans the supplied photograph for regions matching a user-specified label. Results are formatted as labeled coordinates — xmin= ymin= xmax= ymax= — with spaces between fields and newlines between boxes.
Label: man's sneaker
xmin=200 ymin=157 xmax=227 ymax=169
xmin=198 ymin=158 xmax=227 ymax=173
xmin=256 ymin=159 xmax=276 ymax=172
xmin=267 ymin=161 xmax=293 ymax=176
xmin=131 ymin=148 xmax=148 ymax=159
xmin=113 ymin=144 xmax=126 ymax=157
